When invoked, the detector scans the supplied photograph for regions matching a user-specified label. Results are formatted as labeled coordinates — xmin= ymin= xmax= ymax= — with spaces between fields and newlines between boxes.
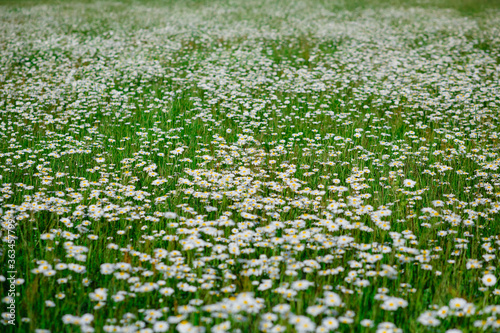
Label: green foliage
xmin=0 ymin=0 xmax=499 ymax=332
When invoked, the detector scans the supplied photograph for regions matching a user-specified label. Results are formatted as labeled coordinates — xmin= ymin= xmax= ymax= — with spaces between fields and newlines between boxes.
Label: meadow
xmin=1 ymin=0 xmax=500 ymax=332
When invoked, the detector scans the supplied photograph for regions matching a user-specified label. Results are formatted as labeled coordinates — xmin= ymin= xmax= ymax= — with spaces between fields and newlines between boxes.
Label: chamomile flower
xmin=482 ymin=274 xmax=497 ymax=287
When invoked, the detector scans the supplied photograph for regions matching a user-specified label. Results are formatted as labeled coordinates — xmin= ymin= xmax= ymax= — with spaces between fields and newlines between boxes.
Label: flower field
xmin=1 ymin=0 xmax=500 ymax=332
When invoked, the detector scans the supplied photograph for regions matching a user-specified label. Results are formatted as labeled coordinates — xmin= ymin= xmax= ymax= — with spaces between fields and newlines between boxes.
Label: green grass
xmin=0 ymin=0 xmax=500 ymax=332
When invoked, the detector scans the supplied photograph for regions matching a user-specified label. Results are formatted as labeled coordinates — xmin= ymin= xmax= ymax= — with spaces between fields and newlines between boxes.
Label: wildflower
xmin=258 ymin=280 xmax=273 ymax=291
xmin=482 ymin=274 xmax=497 ymax=287
xmin=171 ymin=147 xmax=184 ymax=155
xmin=360 ymin=319 xmax=374 ymax=327
xmin=153 ymin=321 xmax=169 ymax=332
xmin=449 ymin=298 xmax=467 ymax=310
xmin=403 ymin=179 xmax=416 ymax=188
xmin=321 ymin=317 xmax=339 ymax=330
xmin=291 ymin=280 xmax=314 ymax=291
xmin=272 ymin=304 xmax=291 ymax=315
xmin=323 ymin=292 xmax=342 ymax=306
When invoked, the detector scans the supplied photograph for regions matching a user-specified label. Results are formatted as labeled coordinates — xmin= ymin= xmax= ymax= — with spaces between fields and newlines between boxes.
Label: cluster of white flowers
xmin=0 ymin=0 xmax=499 ymax=332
